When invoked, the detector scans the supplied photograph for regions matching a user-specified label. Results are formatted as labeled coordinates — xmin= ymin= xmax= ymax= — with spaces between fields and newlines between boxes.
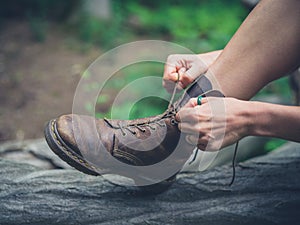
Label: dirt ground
xmin=0 ymin=21 xmax=101 ymax=142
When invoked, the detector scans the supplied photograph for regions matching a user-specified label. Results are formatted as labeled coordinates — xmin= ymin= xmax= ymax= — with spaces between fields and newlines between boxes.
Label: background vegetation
xmin=0 ymin=0 xmax=292 ymax=150
xmin=77 ymin=0 xmax=249 ymax=119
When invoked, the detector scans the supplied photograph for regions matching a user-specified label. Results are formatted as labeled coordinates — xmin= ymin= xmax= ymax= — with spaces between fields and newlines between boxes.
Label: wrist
xmin=236 ymin=100 xmax=256 ymax=137
xmin=247 ymin=101 xmax=273 ymax=137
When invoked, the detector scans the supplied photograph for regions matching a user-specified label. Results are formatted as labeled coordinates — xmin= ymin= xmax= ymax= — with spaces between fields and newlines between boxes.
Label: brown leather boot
xmin=44 ymin=75 xmax=223 ymax=192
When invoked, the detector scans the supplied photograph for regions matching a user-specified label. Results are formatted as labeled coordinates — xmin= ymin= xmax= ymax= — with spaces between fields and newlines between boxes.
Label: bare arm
xmin=175 ymin=0 xmax=300 ymax=149
xmin=207 ymin=0 xmax=300 ymax=99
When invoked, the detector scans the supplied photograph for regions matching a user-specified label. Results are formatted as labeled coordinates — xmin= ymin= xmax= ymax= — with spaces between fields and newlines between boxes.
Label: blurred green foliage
xmin=75 ymin=0 xmax=291 ymax=153
xmin=77 ymin=2 xmax=126 ymax=47
xmin=77 ymin=0 xmax=249 ymax=120
xmin=75 ymin=0 xmax=247 ymax=52
xmin=129 ymin=97 xmax=169 ymax=119
xmin=257 ymin=76 xmax=292 ymax=99
xmin=84 ymin=62 xmax=171 ymax=120
xmin=1 ymin=0 xmax=292 ymax=152
xmin=0 ymin=0 xmax=247 ymax=49
xmin=125 ymin=0 xmax=246 ymax=51
xmin=64 ymin=0 xmax=234 ymax=120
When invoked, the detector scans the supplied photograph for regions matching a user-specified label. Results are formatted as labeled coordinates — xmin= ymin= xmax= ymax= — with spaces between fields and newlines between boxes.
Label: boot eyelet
xmin=171 ymin=119 xmax=176 ymax=125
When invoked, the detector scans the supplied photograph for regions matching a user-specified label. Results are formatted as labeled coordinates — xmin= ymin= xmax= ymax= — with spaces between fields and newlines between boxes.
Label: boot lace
xmin=103 ymin=75 xmax=239 ymax=185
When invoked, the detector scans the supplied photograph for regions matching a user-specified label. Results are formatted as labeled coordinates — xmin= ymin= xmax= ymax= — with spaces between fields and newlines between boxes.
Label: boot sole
xmin=44 ymin=119 xmax=176 ymax=192
xmin=44 ymin=119 xmax=99 ymax=176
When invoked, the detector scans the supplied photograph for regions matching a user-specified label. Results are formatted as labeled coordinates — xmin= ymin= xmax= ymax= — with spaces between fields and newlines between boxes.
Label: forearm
xmin=197 ymin=50 xmax=222 ymax=67
xmin=248 ymin=102 xmax=300 ymax=142
xmin=206 ymin=0 xmax=300 ymax=99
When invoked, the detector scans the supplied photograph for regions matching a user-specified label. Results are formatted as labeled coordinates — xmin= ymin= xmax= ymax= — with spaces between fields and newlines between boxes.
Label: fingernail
xmin=168 ymin=73 xmax=177 ymax=82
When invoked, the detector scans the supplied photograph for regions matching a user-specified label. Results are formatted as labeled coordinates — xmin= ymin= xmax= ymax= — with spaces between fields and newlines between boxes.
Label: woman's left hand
xmin=176 ymin=97 xmax=253 ymax=151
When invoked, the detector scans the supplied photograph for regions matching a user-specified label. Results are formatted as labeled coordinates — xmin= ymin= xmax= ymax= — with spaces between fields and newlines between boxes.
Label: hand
xmin=176 ymin=97 xmax=252 ymax=151
xmin=163 ymin=51 xmax=222 ymax=92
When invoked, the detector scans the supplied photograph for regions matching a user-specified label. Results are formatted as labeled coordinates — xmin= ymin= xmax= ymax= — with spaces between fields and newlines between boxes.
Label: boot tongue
xmin=176 ymin=74 xmax=212 ymax=108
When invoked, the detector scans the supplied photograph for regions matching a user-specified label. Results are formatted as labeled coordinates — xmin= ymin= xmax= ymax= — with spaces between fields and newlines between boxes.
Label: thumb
xmin=180 ymin=64 xmax=207 ymax=88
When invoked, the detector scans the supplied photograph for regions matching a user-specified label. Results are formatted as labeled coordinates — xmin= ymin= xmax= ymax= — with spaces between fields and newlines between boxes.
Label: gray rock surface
xmin=1 ymin=141 xmax=300 ymax=225
xmin=0 ymin=139 xmax=72 ymax=169
xmin=0 ymin=137 xmax=270 ymax=173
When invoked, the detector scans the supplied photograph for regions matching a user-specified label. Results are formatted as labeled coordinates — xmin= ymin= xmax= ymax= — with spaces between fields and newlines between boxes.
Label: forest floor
xmin=0 ymin=21 xmax=101 ymax=142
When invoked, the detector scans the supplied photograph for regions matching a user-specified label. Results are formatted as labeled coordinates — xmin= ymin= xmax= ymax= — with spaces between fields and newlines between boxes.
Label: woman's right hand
xmin=163 ymin=50 xmax=222 ymax=92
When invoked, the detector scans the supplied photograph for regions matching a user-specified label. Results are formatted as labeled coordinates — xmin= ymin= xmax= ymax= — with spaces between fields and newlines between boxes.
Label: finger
xmin=184 ymin=97 xmax=198 ymax=108
xmin=177 ymin=67 xmax=187 ymax=89
xmin=179 ymin=73 xmax=194 ymax=89
xmin=162 ymin=71 xmax=181 ymax=93
xmin=163 ymin=71 xmax=179 ymax=83
xmin=163 ymin=64 xmax=186 ymax=92
xmin=179 ymin=63 xmax=207 ymax=88
xmin=163 ymin=68 xmax=187 ymax=91
xmin=175 ymin=107 xmax=197 ymax=122
xmin=163 ymin=59 xmax=179 ymax=84
xmin=177 ymin=98 xmax=197 ymax=109
xmin=185 ymin=97 xmax=208 ymax=108
xmin=178 ymin=67 xmax=192 ymax=89
xmin=176 ymin=97 xmax=211 ymax=122
xmin=163 ymin=55 xmax=185 ymax=82
xmin=199 ymin=97 xmax=208 ymax=104
xmin=185 ymin=135 xmax=198 ymax=146
xmin=178 ymin=121 xmax=202 ymax=135
xmin=178 ymin=67 xmax=186 ymax=78
xmin=186 ymin=62 xmax=207 ymax=79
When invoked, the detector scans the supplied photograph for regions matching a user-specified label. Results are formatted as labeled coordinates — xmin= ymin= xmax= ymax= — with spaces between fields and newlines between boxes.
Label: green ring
xmin=197 ymin=96 xmax=203 ymax=105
